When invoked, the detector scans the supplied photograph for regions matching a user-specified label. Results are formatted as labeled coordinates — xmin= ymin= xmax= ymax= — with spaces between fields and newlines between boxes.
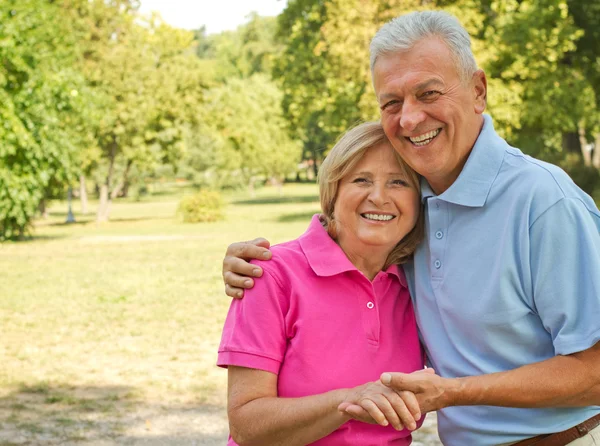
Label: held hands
xmin=337 ymin=380 xmax=422 ymax=431
xmin=223 ymin=238 xmax=272 ymax=298
xmin=339 ymin=368 xmax=451 ymax=428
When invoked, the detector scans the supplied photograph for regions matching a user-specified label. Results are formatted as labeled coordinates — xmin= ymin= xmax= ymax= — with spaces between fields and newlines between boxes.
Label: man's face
xmin=373 ymin=36 xmax=487 ymax=194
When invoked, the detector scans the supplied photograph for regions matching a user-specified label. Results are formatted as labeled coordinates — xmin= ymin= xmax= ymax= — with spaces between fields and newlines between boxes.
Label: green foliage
xmin=194 ymin=74 xmax=302 ymax=187
xmin=560 ymin=154 xmax=600 ymax=196
xmin=177 ymin=190 xmax=224 ymax=223
xmin=0 ymin=0 xmax=92 ymax=239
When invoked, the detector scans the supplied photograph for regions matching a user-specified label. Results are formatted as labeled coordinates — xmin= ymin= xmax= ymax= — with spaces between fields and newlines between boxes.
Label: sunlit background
xmin=1 ymin=0 xmax=598 ymax=444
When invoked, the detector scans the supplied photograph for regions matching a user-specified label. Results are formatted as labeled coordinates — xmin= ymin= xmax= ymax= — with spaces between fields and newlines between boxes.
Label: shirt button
xmin=434 ymin=260 xmax=441 ymax=269
xmin=435 ymin=231 xmax=443 ymax=239
xmin=367 ymin=302 xmax=374 ymax=309
xmin=435 ymin=203 xmax=440 ymax=209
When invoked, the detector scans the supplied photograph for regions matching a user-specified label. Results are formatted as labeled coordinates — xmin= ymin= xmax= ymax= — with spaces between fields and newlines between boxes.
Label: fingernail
xmin=262 ymin=251 xmax=271 ymax=259
xmin=237 ymin=291 xmax=243 ymax=298
xmin=382 ymin=420 xmax=388 ymax=426
xmin=244 ymin=280 xmax=252 ymax=287
xmin=381 ymin=373 xmax=391 ymax=385
xmin=415 ymin=413 xmax=421 ymax=421
xmin=252 ymin=268 xmax=261 ymax=276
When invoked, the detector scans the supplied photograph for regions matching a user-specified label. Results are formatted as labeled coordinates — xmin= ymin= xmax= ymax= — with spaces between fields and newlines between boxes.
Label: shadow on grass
xmin=0 ymin=382 xmax=228 ymax=445
xmin=277 ymin=211 xmax=319 ymax=223
xmin=233 ymin=195 xmax=319 ymax=206
xmin=45 ymin=215 xmax=173 ymax=227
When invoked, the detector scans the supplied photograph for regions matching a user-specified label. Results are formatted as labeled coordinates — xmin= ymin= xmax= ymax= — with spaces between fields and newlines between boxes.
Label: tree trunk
xmin=562 ymin=131 xmax=582 ymax=158
xmin=38 ymin=199 xmax=48 ymax=219
xmin=579 ymin=126 xmax=592 ymax=166
xmin=593 ymin=133 xmax=600 ymax=169
xmin=97 ymin=184 xmax=110 ymax=222
xmin=248 ymin=177 xmax=256 ymax=198
xmin=97 ymin=141 xmax=117 ymax=222
xmin=80 ymin=175 xmax=89 ymax=214
xmin=111 ymin=159 xmax=133 ymax=200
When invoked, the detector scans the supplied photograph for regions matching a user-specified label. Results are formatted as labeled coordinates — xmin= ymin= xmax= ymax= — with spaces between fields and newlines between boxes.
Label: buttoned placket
xmin=359 ymin=272 xmax=393 ymax=347
xmin=427 ymin=198 xmax=447 ymax=285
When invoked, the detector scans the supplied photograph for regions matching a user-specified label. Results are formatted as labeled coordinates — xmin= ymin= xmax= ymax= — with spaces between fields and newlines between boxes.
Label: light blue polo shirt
xmin=404 ymin=115 xmax=600 ymax=446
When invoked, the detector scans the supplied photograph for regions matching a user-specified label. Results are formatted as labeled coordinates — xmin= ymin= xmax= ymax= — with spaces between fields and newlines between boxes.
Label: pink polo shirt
xmin=218 ymin=215 xmax=424 ymax=445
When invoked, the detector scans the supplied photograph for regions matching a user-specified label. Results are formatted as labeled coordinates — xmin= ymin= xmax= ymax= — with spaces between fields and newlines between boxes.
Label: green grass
xmin=0 ymin=182 xmax=321 ymax=443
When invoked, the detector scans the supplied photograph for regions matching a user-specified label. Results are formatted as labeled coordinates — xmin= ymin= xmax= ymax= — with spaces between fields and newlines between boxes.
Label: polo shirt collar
xmin=298 ymin=215 xmax=406 ymax=287
xmin=421 ymin=114 xmax=506 ymax=207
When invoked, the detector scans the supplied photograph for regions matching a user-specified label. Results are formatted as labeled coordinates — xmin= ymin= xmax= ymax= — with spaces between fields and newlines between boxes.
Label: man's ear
xmin=472 ymin=69 xmax=487 ymax=114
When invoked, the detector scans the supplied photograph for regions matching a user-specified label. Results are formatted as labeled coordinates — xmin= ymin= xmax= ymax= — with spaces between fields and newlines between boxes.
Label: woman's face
xmin=334 ymin=141 xmax=420 ymax=258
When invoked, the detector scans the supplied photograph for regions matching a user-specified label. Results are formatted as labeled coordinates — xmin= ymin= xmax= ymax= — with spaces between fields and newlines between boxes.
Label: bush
xmin=177 ymin=190 xmax=224 ymax=223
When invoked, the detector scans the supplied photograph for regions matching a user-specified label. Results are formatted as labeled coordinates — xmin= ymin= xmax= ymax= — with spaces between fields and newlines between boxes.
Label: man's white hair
xmin=370 ymin=10 xmax=478 ymax=82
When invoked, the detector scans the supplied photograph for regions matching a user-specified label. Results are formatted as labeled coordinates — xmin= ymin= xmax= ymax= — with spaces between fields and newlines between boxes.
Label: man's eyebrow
xmin=378 ymin=79 xmax=444 ymax=102
xmin=414 ymin=78 xmax=444 ymax=91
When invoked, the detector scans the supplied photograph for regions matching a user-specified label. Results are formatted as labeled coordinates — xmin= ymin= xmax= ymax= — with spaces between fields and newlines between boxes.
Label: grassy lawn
xmin=0 ymin=183 xmax=443 ymax=445
xmin=0 ymin=183 xmax=322 ymax=444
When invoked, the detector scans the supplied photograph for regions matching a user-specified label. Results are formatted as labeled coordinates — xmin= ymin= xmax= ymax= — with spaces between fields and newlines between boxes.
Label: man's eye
xmin=421 ymin=90 xmax=441 ymax=100
xmin=381 ymin=100 xmax=401 ymax=111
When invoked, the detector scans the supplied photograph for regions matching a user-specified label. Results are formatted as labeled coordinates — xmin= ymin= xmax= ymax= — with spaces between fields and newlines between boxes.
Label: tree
xmin=199 ymin=74 xmax=302 ymax=193
xmin=0 ymin=0 xmax=94 ymax=239
xmin=75 ymin=3 xmax=208 ymax=221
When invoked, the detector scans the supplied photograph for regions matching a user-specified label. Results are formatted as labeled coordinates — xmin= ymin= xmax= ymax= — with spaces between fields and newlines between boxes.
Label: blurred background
xmin=0 ymin=0 xmax=598 ymax=444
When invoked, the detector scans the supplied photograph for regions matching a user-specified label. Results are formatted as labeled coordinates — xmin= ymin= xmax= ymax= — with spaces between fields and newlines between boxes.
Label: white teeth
xmin=409 ymin=129 xmax=441 ymax=146
xmin=363 ymin=213 xmax=394 ymax=221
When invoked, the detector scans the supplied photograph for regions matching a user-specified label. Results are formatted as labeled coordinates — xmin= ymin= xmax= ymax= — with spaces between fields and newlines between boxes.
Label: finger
xmin=398 ymin=390 xmax=421 ymax=422
xmin=222 ymin=256 xmax=263 ymax=280
xmin=223 ymin=268 xmax=257 ymax=289
xmin=226 ymin=241 xmax=272 ymax=261
xmin=343 ymin=404 xmax=378 ymax=424
xmin=387 ymin=391 xmax=418 ymax=431
xmin=225 ymin=283 xmax=244 ymax=299
xmin=380 ymin=372 xmax=420 ymax=393
xmin=337 ymin=402 xmax=351 ymax=412
xmin=369 ymin=395 xmax=404 ymax=431
xmin=359 ymin=399 xmax=391 ymax=427
xmin=419 ymin=367 xmax=436 ymax=375
xmin=248 ymin=237 xmax=271 ymax=250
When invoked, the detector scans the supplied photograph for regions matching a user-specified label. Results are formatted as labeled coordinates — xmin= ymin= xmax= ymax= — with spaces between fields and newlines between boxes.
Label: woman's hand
xmin=338 ymin=380 xmax=422 ymax=431
xmin=223 ymin=238 xmax=272 ymax=298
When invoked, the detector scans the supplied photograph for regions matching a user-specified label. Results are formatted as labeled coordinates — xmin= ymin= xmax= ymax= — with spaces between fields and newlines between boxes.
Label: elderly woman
xmin=218 ymin=121 xmax=426 ymax=445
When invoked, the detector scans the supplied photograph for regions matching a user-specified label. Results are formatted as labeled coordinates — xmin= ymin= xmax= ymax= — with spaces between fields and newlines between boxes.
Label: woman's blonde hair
xmin=317 ymin=121 xmax=423 ymax=268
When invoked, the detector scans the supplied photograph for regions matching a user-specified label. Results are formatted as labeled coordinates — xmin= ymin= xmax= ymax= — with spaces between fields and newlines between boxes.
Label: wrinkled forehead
xmin=372 ymin=38 xmax=463 ymax=92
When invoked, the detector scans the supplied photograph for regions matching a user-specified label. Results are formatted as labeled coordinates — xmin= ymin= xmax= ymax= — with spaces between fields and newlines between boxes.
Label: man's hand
xmin=380 ymin=368 xmax=454 ymax=414
xmin=223 ymin=238 xmax=272 ymax=298
xmin=337 ymin=381 xmax=421 ymax=431
xmin=339 ymin=368 xmax=443 ymax=424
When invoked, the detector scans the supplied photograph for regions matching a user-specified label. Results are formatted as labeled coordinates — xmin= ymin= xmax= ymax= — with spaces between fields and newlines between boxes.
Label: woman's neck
xmin=337 ymin=241 xmax=390 ymax=281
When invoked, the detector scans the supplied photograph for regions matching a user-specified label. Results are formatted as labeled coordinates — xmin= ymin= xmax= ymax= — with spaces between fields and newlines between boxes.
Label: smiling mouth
xmin=361 ymin=213 xmax=396 ymax=222
xmin=406 ymin=128 xmax=441 ymax=147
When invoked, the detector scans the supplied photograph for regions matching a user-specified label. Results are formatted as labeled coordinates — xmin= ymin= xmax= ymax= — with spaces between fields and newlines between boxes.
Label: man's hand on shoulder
xmin=223 ymin=238 xmax=272 ymax=298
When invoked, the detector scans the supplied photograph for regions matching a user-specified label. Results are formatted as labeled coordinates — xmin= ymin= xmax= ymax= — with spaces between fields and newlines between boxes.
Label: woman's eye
xmin=391 ymin=179 xmax=409 ymax=186
xmin=353 ymin=178 xmax=369 ymax=184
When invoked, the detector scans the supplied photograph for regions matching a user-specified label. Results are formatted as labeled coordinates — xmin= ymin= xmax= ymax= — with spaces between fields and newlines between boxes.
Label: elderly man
xmin=220 ymin=10 xmax=600 ymax=446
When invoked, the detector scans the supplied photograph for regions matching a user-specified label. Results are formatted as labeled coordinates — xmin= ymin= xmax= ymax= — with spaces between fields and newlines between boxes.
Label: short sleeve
xmin=529 ymin=198 xmax=600 ymax=355
xmin=217 ymin=267 xmax=289 ymax=374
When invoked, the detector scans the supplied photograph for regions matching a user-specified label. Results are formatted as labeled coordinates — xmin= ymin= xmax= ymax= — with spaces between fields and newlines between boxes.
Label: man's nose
xmin=399 ymin=99 xmax=426 ymax=132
